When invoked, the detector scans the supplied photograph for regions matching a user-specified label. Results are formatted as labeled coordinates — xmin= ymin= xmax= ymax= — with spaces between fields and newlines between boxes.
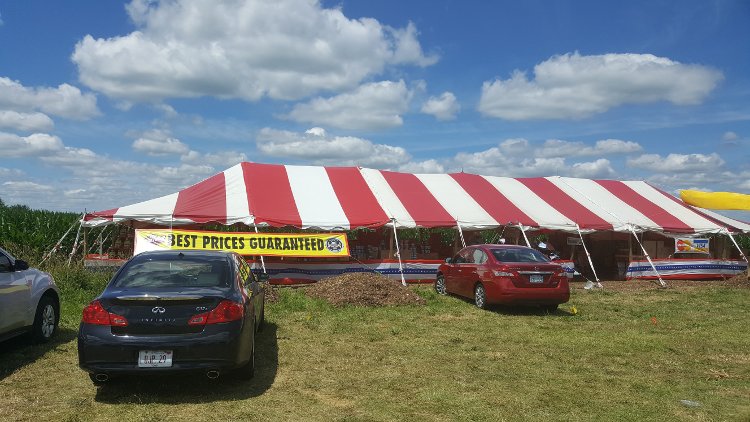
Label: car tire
xmin=435 ymin=275 xmax=447 ymax=295
xmin=237 ymin=319 xmax=255 ymax=380
xmin=474 ymin=283 xmax=487 ymax=310
xmin=30 ymin=295 xmax=58 ymax=343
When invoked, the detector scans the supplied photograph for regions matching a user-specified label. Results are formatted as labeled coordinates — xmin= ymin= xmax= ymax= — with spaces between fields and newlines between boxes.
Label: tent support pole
xmin=518 ymin=224 xmax=531 ymax=247
xmin=456 ymin=220 xmax=466 ymax=248
xmin=724 ymin=229 xmax=749 ymax=280
xmin=577 ymin=225 xmax=602 ymax=289
xmin=252 ymin=222 xmax=267 ymax=274
xmin=391 ymin=219 xmax=407 ymax=286
xmin=41 ymin=215 xmax=82 ymax=265
xmin=67 ymin=221 xmax=83 ymax=266
xmin=629 ymin=226 xmax=666 ymax=287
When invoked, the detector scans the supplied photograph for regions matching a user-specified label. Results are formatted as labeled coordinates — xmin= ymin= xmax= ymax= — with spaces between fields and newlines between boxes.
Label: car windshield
xmin=491 ymin=248 xmax=550 ymax=263
xmin=112 ymin=255 xmax=230 ymax=288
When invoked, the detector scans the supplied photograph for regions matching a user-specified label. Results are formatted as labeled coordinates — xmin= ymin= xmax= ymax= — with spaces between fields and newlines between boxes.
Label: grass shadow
xmin=488 ymin=304 xmax=576 ymax=317
xmin=0 ymin=327 xmax=78 ymax=380
xmin=93 ymin=323 xmax=279 ymax=404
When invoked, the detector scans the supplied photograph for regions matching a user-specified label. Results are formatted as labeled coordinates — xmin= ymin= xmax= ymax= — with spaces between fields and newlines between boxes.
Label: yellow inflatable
xmin=680 ymin=190 xmax=750 ymax=211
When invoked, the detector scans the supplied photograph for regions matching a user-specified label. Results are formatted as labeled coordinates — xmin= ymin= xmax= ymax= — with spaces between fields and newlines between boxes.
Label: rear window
xmin=112 ymin=255 xmax=230 ymax=288
xmin=491 ymin=248 xmax=550 ymax=263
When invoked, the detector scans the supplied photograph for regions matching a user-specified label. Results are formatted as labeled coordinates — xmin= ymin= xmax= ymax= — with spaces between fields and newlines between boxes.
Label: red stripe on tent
xmin=380 ymin=171 xmax=454 ymax=227
xmin=173 ymin=172 xmax=227 ymax=224
xmin=326 ymin=167 xmax=390 ymax=228
xmin=84 ymin=208 xmax=116 ymax=221
xmin=242 ymin=163 xmax=301 ymax=227
xmin=450 ymin=173 xmax=538 ymax=227
xmin=596 ymin=180 xmax=694 ymax=233
xmin=518 ymin=178 xmax=612 ymax=230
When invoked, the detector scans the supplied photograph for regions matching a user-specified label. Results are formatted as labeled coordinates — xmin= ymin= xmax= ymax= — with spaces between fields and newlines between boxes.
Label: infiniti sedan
xmin=78 ymin=250 xmax=265 ymax=385
xmin=436 ymin=244 xmax=569 ymax=311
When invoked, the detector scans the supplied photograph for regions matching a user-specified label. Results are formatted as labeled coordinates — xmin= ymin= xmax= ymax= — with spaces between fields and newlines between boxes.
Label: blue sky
xmin=0 ymin=0 xmax=748 ymax=217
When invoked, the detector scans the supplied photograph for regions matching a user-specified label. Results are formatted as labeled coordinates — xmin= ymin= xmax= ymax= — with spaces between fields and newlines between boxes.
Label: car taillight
xmin=82 ymin=300 xmax=128 ymax=326
xmin=188 ymin=300 xmax=244 ymax=326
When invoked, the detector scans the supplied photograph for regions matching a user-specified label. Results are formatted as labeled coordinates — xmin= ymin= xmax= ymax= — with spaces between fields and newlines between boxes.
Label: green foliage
xmin=736 ymin=234 xmax=750 ymax=250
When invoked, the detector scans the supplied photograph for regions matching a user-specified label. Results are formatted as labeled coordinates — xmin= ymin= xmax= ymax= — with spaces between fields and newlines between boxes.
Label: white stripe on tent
xmin=359 ymin=168 xmax=416 ymax=227
xmin=552 ymin=177 xmax=656 ymax=232
xmin=286 ymin=165 xmax=349 ymax=230
xmin=692 ymin=207 xmax=750 ymax=232
xmin=415 ymin=173 xmax=499 ymax=229
xmin=482 ymin=176 xmax=577 ymax=231
xmin=622 ymin=181 xmax=723 ymax=234
xmin=115 ymin=192 xmax=180 ymax=225
xmin=224 ymin=163 xmax=253 ymax=226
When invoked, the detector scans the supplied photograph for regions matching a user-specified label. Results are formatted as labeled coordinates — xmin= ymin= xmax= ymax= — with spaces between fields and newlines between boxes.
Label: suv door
xmin=0 ymin=250 xmax=30 ymax=333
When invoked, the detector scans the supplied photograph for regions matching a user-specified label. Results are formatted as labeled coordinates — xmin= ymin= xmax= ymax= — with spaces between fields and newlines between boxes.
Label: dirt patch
xmin=572 ymin=271 xmax=750 ymax=292
xmin=262 ymin=282 xmax=280 ymax=303
xmin=304 ymin=272 xmax=426 ymax=306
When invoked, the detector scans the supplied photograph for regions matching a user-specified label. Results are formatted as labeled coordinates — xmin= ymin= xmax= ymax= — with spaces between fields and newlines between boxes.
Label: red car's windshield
xmin=491 ymin=248 xmax=550 ymax=263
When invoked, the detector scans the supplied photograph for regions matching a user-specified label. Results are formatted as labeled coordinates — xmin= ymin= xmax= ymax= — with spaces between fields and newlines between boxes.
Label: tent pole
xmin=41 ymin=215 xmax=82 ymax=265
xmin=724 ymin=229 xmax=749 ymax=280
xmin=391 ymin=219 xmax=407 ymax=286
xmin=629 ymin=226 xmax=666 ymax=287
xmin=577 ymin=224 xmax=602 ymax=289
xmin=252 ymin=222 xmax=267 ymax=274
xmin=456 ymin=220 xmax=466 ymax=248
xmin=67 ymin=221 xmax=83 ymax=266
xmin=517 ymin=224 xmax=531 ymax=247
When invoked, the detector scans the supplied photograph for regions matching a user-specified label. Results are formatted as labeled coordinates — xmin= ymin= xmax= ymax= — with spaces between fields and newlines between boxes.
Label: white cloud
xmin=570 ymin=159 xmax=616 ymax=178
xmin=722 ymin=131 xmax=738 ymax=141
xmin=421 ymin=92 xmax=460 ymax=120
xmin=2 ymin=181 xmax=54 ymax=192
xmin=181 ymin=150 xmax=247 ymax=168
xmin=0 ymin=77 xmax=99 ymax=120
xmin=398 ymin=159 xmax=445 ymax=174
xmin=0 ymin=111 xmax=54 ymax=132
xmin=537 ymin=138 xmax=642 ymax=158
xmin=72 ymin=0 xmax=437 ymax=102
xmin=478 ymin=52 xmax=723 ymax=120
xmin=0 ymin=167 xmax=23 ymax=178
xmin=453 ymin=145 xmax=567 ymax=177
xmin=627 ymin=153 xmax=725 ymax=173
xmin=257 ymin=127 xmax=410 ymax=168
xmin=286 ymin=80 xmax=412 ymax=130
xmin=131 ymin=129 xmax=190 ymax=156
xmin=0 ymin=132 xmax=64 ymax=157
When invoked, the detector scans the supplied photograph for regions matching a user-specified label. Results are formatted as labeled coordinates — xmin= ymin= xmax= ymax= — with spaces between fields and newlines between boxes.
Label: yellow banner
xmin=680 ymin=190 xmax=750 ymax=211
xmin=134 ymin=229 xmax=350 ymax=257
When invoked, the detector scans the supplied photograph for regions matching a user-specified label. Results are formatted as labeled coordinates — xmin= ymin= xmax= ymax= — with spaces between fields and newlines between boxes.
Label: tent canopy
xmin=83 ymin=162 xmax=750 ymax=234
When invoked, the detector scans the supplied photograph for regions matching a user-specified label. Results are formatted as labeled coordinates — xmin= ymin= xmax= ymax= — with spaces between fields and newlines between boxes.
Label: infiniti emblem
xmin=152 ymin=306 xmax=166 ymax=314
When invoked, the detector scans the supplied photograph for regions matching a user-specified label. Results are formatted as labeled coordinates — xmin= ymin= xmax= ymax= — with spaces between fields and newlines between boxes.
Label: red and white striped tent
xmin=82 ymin=162 xmax=750 ymax=234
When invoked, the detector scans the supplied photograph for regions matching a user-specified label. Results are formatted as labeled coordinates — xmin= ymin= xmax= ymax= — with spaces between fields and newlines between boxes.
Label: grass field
xmin=1 ymin=269 xmax=748 ymax=421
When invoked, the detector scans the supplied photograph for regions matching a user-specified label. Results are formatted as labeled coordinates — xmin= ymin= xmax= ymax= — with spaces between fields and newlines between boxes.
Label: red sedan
xmin=436 ymin=244 xmax=570 ymax=311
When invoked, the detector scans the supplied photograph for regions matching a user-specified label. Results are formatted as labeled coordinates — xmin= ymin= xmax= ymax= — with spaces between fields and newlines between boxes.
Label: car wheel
xmin=435 ymin=275 xmax=447 ymax=295
xmin=30 ymin=295 xmax=58 ymax=343
xmin=237 ymin=319 xmax=255 ymax=380
xmin=474 ymin=283 xmax=487 ymax=309
xmin=543 ymin=304 xmax=559 ymax=313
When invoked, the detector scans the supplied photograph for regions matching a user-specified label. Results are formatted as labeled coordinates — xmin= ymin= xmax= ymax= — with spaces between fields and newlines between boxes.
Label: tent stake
xmin=577 ymin=224 xmax=602 ymax=289
xmin=517 ymin=224 xmax=531 ymax=247
xmin=456 ymin=219 xmax=466 ymax=248
xmin=628 ymin=226 xmax=666 ymax=287
xmin=391 ymin=219 xmax=407 ymax=286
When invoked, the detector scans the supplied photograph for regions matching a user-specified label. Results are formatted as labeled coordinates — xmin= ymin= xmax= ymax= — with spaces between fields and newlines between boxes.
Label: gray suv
xmin=0 ymin=247 xmax=60 ymax=343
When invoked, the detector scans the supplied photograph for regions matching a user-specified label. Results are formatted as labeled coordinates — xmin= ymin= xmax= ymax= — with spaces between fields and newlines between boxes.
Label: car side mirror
xmin=445 ymin=257 xmax=453 ymax=264
xmin=257 ymin=272 xmax=270 ymax=283
xmin=14 ymin=259 xmax=29 ymax=271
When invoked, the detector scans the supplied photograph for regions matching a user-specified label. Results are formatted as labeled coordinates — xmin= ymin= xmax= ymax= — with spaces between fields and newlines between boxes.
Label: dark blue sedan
xmin=78 ymin=250 xmax=265 ymax=385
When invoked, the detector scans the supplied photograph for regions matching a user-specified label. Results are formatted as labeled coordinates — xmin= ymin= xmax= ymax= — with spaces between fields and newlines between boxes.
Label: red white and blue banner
xmin=626 ymin=259 xmax=747 ymax=280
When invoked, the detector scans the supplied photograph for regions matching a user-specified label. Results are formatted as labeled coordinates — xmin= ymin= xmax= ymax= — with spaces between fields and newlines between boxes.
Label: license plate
xmin=530 ymin=274 xmax=544 ymax=284
xmin=138 ymin=350 xmax=173 ymax=368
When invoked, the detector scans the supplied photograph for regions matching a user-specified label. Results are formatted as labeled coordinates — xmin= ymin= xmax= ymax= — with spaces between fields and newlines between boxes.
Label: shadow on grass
xmin=93 ymin=323 xmax=279 ymax=404
xmin=0 ymin=327 xmax=78 ymax=381
xmin=446 ymin=293 xmax=575 ymax=317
